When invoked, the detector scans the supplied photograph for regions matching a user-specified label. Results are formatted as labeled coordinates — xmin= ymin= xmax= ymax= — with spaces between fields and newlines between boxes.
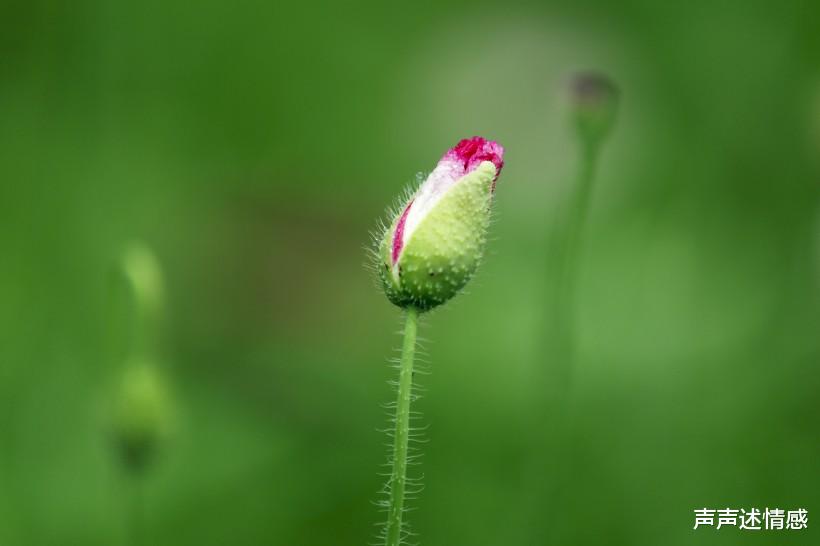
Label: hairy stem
xmin=385 ymin=306 xmax=418 ymax=546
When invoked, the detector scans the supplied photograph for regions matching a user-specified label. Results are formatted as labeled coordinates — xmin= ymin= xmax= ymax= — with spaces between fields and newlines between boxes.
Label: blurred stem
xmin=127 ymin=476 xmax=145 ymax=546
xmin=533 ymin=137 xmax=601 ymax=545
xmin=558 ymin=139 xmax=600 ymax=363
xmin=134 ymin=291 xmax=161 ymax=362
xmin=384 ymin=306 xmax=418 ymax=546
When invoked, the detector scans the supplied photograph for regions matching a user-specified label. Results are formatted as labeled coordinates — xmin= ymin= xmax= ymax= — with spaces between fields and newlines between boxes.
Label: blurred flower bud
xmin=110 ymin=361 xmax=172 ymax=473
xmin=376 ymin=137 xmax=505 ymax=311
xmin=570 ymin=72 xmax=619 ymax=147
xmin=122 ymin=242 xmax=164 ymax=321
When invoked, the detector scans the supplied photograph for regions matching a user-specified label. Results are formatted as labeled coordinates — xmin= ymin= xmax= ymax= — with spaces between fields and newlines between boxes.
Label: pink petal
xmin=391 ymin=199 xmax=414 ymax=265
xmin=450 ymin=136 xmax=505 ymax=185
xmin=391 ymin=137 xmax=504 ymax=266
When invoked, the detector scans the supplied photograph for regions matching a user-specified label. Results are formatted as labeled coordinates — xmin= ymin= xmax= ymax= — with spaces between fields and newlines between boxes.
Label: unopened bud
xmin=110 ymin=361 xmax=171 ymax=473
xmin=570 ymin=72 xmax=619 ymax=148
xmin=376 ymin=137 xmax=505 ymax=311
xmin=122 ymin=242 xmax=164 ymax=321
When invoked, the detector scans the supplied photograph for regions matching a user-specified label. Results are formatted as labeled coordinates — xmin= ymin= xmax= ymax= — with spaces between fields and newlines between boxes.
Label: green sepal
xmin=378 ymin=161 xmax=496 ymax=311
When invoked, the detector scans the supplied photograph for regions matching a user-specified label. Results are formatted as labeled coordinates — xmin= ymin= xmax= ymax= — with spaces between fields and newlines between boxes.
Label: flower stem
xmin=384 ymin=306 xmax=418 ymax=546
xmin=558 ymin=139 xmax=599 ymax=358
xmin=127 ymin=475 xmax=145 ymax=546
xmin=527 ymin=138 xmax=603 ymax=546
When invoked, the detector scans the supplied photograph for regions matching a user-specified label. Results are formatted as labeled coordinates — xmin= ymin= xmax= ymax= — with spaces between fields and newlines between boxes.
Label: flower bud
xmin=377 ymin=137 xmax=505 ymax=311
xmin=122 ymin=241 xmax=164 ymax=322
xmin=570 ymin=72 xmax=619 ymax=147
xmin=110 ymin=361 xmax=171 ymax=473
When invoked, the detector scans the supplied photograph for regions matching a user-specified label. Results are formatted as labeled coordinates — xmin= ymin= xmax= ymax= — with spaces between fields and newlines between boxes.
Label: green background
xmin=1 ymin=0 xmax=818 ymax=545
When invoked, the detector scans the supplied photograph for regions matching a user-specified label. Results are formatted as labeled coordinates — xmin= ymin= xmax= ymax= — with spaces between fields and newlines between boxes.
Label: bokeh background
xmin=1 ymin=1 xmax=819 ymax=545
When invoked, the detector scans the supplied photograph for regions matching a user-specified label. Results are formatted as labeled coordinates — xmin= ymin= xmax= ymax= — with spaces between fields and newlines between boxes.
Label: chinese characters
xmin=693 ymin=508 xmax=807 ymax=530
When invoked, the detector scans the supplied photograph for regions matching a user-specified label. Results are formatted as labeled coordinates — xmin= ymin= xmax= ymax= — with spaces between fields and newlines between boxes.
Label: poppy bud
xmin=122 ymin=241 xmax=164 ymax=323
xmin=110 ymin=361 xmax=171 ymax=473
xmin=376 ymin=137 xmax=505 ymax=311
xmin=570 ymin=72 xmax=619 ymax=148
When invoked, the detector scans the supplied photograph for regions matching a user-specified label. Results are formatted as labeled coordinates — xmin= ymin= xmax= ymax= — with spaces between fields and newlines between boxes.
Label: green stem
xmin=384 ymin=306 xmax=418 ymax=546
xmin=557 ymin=140 xmax=599 ymax=361
xmin=127 ymin=475 xmax=145 ymax=546
xmin=533 ymin=139 xmax=600 ymax=546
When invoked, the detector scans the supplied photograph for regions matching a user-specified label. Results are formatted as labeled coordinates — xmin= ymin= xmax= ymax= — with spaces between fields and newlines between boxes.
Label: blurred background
xmin=1 ymin=1 xmax=819 ymax=545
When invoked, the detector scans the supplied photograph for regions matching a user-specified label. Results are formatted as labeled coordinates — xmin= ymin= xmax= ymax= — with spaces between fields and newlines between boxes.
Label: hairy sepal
xmin=378 ymin=161 xmax=496 ymax=311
